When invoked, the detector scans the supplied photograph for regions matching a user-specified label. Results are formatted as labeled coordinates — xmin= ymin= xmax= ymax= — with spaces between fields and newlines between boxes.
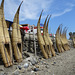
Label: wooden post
xmin=33 ymin=25 xmax=37 ymax=56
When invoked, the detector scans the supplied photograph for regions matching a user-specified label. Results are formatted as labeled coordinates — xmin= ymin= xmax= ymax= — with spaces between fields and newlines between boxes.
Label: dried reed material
xmin=60 ymin=27 xmax=70 ymax=50
xmin=5 ymin=44 xmax=13 ymax=66
xmin=12 ymin=1 xmax=23 ymax=43
xmin=12 ymin=22 xmax=17 ymax=29
xmin=37 ymin=10 xmax=48 ymax=59
xmin=12 ymin=1 xmax=23 ymax=62
xmin=0 ymin=7 xmax=2 ymax=14
xmin=18 ymin=24 xmax=22 ymax=43
xmin=0 ymin=27 xmax=5 ymax=42
xmin=46 ymin=15 xmax=56 ymax=56
xmin=56 ymin=26 xmax=64 ymax=53
xmin=2 ymin=18 xmax=7 ymax=27
xmin=43 ymin=15 xmax=52 ymax=58
xmin=64 ymin=29 xmax=70 ymax=50
xmin=0 ymin=43 xmax=11 ymax=67
xmin=0 ymin=0 xmax=13 ymax=67
xmin=60 ymin=34 xmax=67 ymax=51
xmin=0 ymin=18 xmax=2 ymax=26
xmin=12 ymin=28 xmax=18 ymax=42
xmin=4 ymin=28 xmax=10 ymax=43
xmin=1 ymin=0 xmax=11 ymax=43
xmin=12 ymin=42 xmax=22 ymax=62
xmin=0 ymin=6 xmax=5 ymax=43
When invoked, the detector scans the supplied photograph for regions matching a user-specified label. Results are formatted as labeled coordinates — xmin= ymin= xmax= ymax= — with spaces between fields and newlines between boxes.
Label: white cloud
xmin=66 ymin=3 xmax=75 ymax=7
xmin=0 ymin=0 xmax=54 ymax=21
xmin=50 ymin=1 xmax=75 ymax=18
xmin=20 ymin=0 xmax=53 ymax=21
xmin=0 ymin=0 xmax=75 ymax=21
xmin=52 ymin=8 xmax=72 ymax=18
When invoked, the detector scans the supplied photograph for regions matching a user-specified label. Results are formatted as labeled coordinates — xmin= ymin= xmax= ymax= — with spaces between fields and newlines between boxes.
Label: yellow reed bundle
xmin=12 ymin=42 xmax=22 ymax=62
xmin=0 ymin=17 xmax=2 ymax=25
xmin=0 ymin=27 xmax=5 ymax=42
xmin=43 ymin=15 xmax=52 ymax=58
xmin=1 ymin=4 xmax=10 ymax=43
xmin=3 ymin=28 xmax=10 ymax=43
xmin=64 ymin=30 xmax=70 ymax=50
xmin=37 ymin=10 xmax=48 ymax=59
xmin=13 ymin=1 xmax=22 ymax=43
xmin=56 ymin=26 xmax=64 ymax=53
xmin=0 ymin=0 xmax=13 ymax=67
xmin=60 ymin=35 xmax=67 ymax=51
xmin=60 ymin=27 xmax=70 ymax=50
xmin=46 ymin=15 xmax=56 ymax=56
xmin=12 ymin=1 xmax=23 ymax=62
xmin=12 ymin=26 xmax=22 ymax=62
xmin=18 ymin=24 xmax=22 ymax=43
xmin=0 ymin=7 xmax=5 ymax=43
xmin=5 ymin=44 xmax=13 ymax=66
xmin=0 ymin=43 xmax=12 ymax=67
xmin=60 ymin=27 xmax=67 ymax=51
xmin=12 ymin=28 xmax=18 ymax=42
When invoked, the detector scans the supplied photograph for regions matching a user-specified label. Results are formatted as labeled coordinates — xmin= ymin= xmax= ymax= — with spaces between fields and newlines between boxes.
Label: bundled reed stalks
xmin=56 ymin=26 xmax=64 ymax=53
xmin=12 ymin=1 xmax=23 ymax=62
xmin=60 ymin=27 xmax=70 ymax=50
xmin=46 ymin=15 xmax=56 ymax=56
xmin=43 ymin=15 xmax=52 ymax=58
xmin=0 ymin=0 xmax=13 ymax=67
xmin=64 ymin=29 xmax=70 ymax=50
xmin=37 ymin=10 xmax=48 ymax=59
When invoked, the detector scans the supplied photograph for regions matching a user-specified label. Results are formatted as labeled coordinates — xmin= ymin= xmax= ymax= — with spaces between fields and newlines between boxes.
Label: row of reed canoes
xmin=0 ymin=0 xmax=75 ymax=67
xmin=0 ymin=0 xmax=23 ymax=67
xmin=37 ymin=11 xmax=70 ymax=59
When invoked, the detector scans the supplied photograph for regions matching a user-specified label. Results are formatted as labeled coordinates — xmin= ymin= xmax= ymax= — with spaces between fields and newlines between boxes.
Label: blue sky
xmin=0 ymin=0 xmax=75 ymax=39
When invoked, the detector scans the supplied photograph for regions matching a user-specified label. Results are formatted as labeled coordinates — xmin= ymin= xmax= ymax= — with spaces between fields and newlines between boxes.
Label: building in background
xmin=21 ymin=24 xmax=44 ymax=35
xmin=5 ymin=20 xmax=55 ymax=37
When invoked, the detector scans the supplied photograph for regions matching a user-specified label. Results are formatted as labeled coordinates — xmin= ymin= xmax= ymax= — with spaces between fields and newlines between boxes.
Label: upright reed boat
xmin=0 ymin=0 xmax=13 ymax=67
xmin=37 ymin=10 xmax=48 ymax=59
xmin=12 ymin=1 xmax=23 ymax=62
xmin=43 ymin=15 xmax=52 ymax=58
xmin=46 ymin=15 xmax=56 ymax=56
xmin=56 ymin=26 xmax=64 ymax=53
xmin=60 ymin=27 xmax=70 ymax=50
